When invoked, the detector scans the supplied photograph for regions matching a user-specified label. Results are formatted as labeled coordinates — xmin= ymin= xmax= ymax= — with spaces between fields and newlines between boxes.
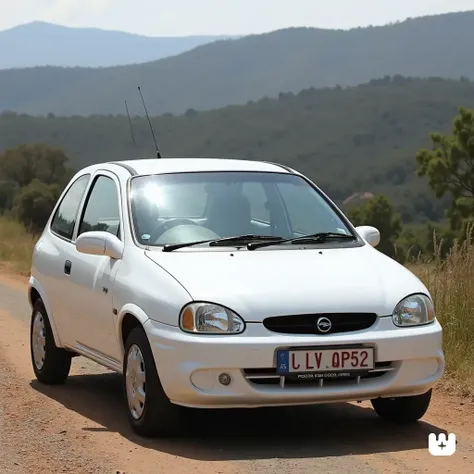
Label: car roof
xmin=84 ymin=157 xmax=295 ymax=176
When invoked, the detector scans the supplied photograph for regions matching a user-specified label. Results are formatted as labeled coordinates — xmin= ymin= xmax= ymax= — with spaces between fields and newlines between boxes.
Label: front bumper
xmin=143 ymin=317 xmax=445 ymax=408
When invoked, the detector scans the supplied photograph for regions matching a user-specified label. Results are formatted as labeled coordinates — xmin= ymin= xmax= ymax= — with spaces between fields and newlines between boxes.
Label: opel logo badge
xmin=316 ymin=317 xmax=332 ymax=333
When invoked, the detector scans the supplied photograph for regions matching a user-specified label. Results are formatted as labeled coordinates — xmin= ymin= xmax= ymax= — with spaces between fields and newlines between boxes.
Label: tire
xmin=30 ymin=299 xmax=72 ymax=384
xmin=123 ymin=327 xmax=182 ymax=437
xmin=371 ymin=389 xmax=432 ymax=423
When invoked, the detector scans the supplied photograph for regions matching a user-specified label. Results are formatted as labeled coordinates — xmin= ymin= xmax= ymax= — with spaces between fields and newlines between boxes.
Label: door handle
xmin=64 ymin=260 xmax=72 ymax=275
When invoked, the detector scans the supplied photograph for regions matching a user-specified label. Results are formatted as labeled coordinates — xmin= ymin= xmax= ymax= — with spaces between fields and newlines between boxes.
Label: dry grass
xmin=0 ymin=216 xmax=38 ymax=275
xmin=408 ymin=230 xmax=474 ymax=396
xmin=0 ymin=215 xmax=473 ymax=394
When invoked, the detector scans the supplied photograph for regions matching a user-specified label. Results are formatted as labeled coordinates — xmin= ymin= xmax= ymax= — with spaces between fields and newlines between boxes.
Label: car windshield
xmin=129 ymin=171 xmax=354 ymax=247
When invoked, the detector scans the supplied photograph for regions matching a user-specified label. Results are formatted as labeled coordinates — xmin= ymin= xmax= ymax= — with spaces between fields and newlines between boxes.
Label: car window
xmin=78 ymin=175 xmax=121 ymax=238
xmin=155 ymin=182 xmax=207 ymax=218
xmin=242 ymin=182 xmax=270 ymax=223
xmin=276 ymin=181 xmax=349 ymax=235
xmin=50 ymin=174 xmax=90 ymax=240
xmin=130 ymin=172 xmax=353 ymax=246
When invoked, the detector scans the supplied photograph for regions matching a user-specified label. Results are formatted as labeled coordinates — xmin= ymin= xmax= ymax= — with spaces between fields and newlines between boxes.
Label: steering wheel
xmin=148 ymin=218 xmax=199 ymax=242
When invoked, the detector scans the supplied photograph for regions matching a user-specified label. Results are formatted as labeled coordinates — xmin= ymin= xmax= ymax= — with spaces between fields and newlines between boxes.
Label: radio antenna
xmin=137 ymin=86 xmax=161 ymax=158
xmin=124 ymin=100 xmax=137 ymax=147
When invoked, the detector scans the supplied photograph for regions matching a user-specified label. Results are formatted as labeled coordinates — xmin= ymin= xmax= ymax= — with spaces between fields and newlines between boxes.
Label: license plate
xmin=276 ymin=347 xmax=374 ymax=375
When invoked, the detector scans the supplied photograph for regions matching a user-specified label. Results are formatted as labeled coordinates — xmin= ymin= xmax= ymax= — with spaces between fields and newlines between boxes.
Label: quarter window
xmin=78 ymin=175 xmax=121 ymax=238
xmin=50 ymin=174 xmax=90 ymax=240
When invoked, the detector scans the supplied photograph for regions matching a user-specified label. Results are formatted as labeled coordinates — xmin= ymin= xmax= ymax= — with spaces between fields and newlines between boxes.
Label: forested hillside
xmin=3 ymin=76 xmax=472 ymax=223
xmin=1 ymin=11 xmax=474 ymax=116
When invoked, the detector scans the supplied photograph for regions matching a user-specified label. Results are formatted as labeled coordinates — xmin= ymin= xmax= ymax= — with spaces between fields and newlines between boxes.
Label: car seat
xmin=205 ymin=193 xmax=253 ymax=237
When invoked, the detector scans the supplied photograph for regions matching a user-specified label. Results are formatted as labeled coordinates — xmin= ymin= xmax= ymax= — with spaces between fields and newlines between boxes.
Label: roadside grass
xmin=0 ymin=214 xmax=473 ymax=395
xmin=408 ymin=231 xmax=474 ymax=397
xmin=0 ymin=216 xmax=38 ymax=275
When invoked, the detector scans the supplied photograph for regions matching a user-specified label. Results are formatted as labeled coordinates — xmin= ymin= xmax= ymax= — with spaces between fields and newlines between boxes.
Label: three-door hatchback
xmin=29 ymin=158 xmax=445 ymax=437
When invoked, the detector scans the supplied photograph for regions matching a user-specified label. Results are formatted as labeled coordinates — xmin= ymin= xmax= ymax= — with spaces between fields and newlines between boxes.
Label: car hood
xmin=145 ymin=246 xmax=429 ymax=322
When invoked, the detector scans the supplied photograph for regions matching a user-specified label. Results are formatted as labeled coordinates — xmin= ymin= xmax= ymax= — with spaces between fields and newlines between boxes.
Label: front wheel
xmin=371 ymin=389 xmax=432 ymax=423
xmin=123 ymin=327 xmax=182 ymax=437
xmin=30 ymin=299 xmax=72 ymax=384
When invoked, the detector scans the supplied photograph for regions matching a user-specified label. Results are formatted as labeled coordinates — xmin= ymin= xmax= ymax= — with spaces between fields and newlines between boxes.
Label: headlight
xmin=179 ymin=302 xmax=245 ymax=334
xmin=392 ymin=294 xmax=435 ymax=327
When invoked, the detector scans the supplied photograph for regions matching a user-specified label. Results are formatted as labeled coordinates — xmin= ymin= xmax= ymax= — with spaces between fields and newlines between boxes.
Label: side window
xmin=242 ymin=182 xmax=270 ymax=222
xmin=78 ymin=175 xmax=121 ymax=238
xmin=50 ymin=174 xmax=90 ymax=240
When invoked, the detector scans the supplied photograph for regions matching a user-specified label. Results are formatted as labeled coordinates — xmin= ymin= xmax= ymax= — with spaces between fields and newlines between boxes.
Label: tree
xmin=346 ymin=195 xmax=402 ymax=258
xmin=395 ymin=222 xmax=456 ymax=262
xmin=416 ymin=106 xmax=474 ymax=230
xmin=0 ymin=143 xmax=75 ymax=189
xmin=12 ymin=179 xmax=61 ymax=232
xmin=0 ymin=180 xmax=16 ymax=211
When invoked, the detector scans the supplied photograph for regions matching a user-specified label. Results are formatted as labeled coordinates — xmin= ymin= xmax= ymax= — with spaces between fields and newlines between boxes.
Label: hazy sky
xmin=2 ymin=0 xmax=473 ymax=36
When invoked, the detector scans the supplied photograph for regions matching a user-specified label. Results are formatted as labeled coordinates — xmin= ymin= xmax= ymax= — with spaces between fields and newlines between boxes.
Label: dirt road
xmin=0 ymin=272 xmax=473 ymax=473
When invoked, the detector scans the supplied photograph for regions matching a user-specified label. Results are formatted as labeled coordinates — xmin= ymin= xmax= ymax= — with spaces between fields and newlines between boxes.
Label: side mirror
xmin=75 ymin=231 xmax=124 ymax=259
xmin=355 ymin=226 xmax=380 ymax=247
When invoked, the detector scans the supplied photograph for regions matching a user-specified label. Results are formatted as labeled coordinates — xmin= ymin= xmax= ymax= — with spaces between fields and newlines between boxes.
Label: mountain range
xmin=1 ymin=11 xmax=474 ymax=117
xmin=0 ymin=21 xmax=234 ymax=69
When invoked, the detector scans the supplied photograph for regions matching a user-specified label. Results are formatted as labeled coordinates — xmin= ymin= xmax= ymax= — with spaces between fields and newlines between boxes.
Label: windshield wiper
xmin=247 ymin=232 xmax=356 ymax=250
xmin=162 ymin=234 xmax=284 ymax=252
xmin=162 ymin=238 xmax=216 ymax=252
xmin=208 ymin=234 xmax=284 ymax=247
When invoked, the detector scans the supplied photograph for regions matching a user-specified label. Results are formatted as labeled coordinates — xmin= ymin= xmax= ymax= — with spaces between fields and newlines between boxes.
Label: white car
xmin=29 ymin=158 xmax=445 ymax=437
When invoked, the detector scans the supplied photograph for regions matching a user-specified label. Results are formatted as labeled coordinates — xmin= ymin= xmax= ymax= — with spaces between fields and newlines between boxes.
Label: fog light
xmin=218 ymin=373 xmax=231 ymax=386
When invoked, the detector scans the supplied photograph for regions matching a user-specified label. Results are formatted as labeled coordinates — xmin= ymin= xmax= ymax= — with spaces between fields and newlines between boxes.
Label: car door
xmin=37 ymin=173 xmax=92 ymax=348
xmin=66 ymin=171 xmax=124 ymax=362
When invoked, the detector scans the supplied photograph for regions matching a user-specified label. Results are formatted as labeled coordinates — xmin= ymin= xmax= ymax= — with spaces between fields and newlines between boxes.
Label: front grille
xmin=263 ymin=313 xmax=377 ymax=335
xmin=243 ymin=361 xmax=394 ymax=389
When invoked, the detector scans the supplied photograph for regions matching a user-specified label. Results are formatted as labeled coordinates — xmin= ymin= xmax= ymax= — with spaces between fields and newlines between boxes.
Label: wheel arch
xmin=117 ymin=304 xmax=150 ymax=358
xmin=28 ymin=276 xmax=62 ymax=347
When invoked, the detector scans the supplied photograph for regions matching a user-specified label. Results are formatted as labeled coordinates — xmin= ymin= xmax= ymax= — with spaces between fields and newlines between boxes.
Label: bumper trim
xmin=243 ymin=361 xmax=396 ymax=389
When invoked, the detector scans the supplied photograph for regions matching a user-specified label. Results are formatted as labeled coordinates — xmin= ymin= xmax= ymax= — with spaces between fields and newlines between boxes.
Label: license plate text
xmin=277 ymin=348 xmax=374 ymax=374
